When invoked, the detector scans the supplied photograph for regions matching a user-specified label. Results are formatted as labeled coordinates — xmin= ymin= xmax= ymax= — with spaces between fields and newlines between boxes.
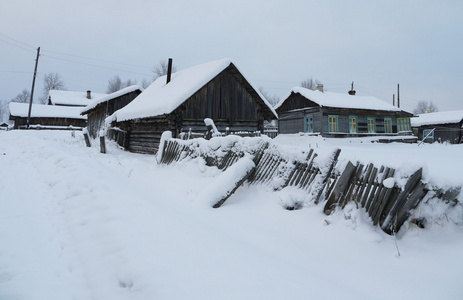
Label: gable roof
xmin=80 ymin=85 xmax=143 ymax=115
xmin=48 ymin=90 xmax=107 ymax=107
xmin=275 ymin=87 xmax=400 ymax=112
xmin=9 ymin=102 xmax=86 ymax=119
xmin=411 ymin=110 xmax=463 ymax=127
xmin=111 ymin=58 xmax=277 ymax=122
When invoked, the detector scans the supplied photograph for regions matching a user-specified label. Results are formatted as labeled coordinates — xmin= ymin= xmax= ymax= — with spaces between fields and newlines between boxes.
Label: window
xmin=304 ymin=115 xmax=313 ymax=133
xmin=367 ymin=117 xmax=376 ymax=133
xmin=397 ymin=118 xmax=411 ymax=132
xmin=328 ymin=115 xmax=338 ymax=133
xmin=384 ymin=118 xmax=392 ymax=133
xmin=423 ymin=129 xmax=434 ymax=142
xmin=349 ymin=116 xmax=357 ymax=133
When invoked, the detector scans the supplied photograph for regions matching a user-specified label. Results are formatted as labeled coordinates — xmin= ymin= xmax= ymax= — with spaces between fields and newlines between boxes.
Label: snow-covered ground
xmin=1 ymin=130 xmax=462 ymax=300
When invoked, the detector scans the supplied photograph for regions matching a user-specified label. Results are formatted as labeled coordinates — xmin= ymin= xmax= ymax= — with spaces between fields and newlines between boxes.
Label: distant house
xmin=9 ymin=102 xmax=86 ymax=130
xmin=275 ymin=87 xmax=413 ymax=137
xmin=81 ymin=85 xmax=143 ymax=138
xmin=411 ymin=110 xmax=463 ymax=144
xmin=108 ymin=58 xmax=278 ymax=154
xmin=0 ymin=122 xmax=10 ymax=130
xmin=48 ymin=90 xmax=106 ymax=107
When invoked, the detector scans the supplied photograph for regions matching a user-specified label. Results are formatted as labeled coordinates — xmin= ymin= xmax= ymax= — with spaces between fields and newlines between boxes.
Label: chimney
xmin=348 ymin=81 xmax=356 ymax=95
xmin=316 ymin=84 xmax=324 ymax=93
xmin=166 ymin=58 xmax=173 ymax=84
xmin=86 ymin=90 xmax=91 ymax=99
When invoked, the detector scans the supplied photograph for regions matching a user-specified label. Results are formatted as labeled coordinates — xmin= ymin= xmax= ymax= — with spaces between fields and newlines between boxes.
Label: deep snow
xmin=0 ymin=130 xmax=462 ymax=300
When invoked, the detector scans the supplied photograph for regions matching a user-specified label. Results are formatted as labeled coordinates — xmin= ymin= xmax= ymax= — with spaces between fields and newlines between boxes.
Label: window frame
xmin=397 ymin=118 xmax=411 ymax=132
xmin=367 ymin=117 xmax=376 ymax=133
xmin=328 ymin=115 xmax=338 ymax=133
xmin=304 ymin=115 xmax=314 ymax=133
xmin=423 ymin=129 xmax=434 ymax=142
xmin=349 ymin=115 xmax=358 ymax=134
xmin=384 ymin=118 xmax=392 ymax=133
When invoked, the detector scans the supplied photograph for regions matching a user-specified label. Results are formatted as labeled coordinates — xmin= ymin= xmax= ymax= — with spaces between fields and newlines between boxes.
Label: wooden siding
xmin=115 ymin=65 xmax=273 ymax=154
xmin=86 ymin=90 xmax=141 ymax=138
xmin=12 ymin=117 xmax=86 ymax=129
xmin=416 ymin=122 xmax=462 ymax=144
xmin=275 ymin=92 xmax=319 ymax=113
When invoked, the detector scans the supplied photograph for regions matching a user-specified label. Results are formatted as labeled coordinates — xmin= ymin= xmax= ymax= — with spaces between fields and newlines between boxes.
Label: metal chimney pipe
xmin=166 ymin=58 xmax=173 ymax=84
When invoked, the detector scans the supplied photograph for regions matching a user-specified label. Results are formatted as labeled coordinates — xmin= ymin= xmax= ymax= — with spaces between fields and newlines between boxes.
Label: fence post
xmin=83 ymin=129 xmax=91 ymax=147
xmin=100 ymin=136 xmax=106 ymax=154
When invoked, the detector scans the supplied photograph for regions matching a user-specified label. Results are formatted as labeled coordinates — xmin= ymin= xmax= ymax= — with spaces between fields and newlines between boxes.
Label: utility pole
xmin=27 ymin=47 xmax=40 ymax=129
xmin=397 ymin=83 xmax=400 ymax=108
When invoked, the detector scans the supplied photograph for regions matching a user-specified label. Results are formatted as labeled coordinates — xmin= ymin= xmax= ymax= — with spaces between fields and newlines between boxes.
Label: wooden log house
xmin=411 ymin=110 xmax=463 ymax=144
xmin=9 ymin=102 xmax=87 ymax=130
xmin=275 ymin=86 xmax=413 ymax=138
xmin=108 ymin=58 xmax=278 ymax=154
xmin=80 ymin=85 xmax=143 ymax=138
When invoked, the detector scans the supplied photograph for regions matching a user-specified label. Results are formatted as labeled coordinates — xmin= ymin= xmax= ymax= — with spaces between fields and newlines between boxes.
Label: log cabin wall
xmin=417 ymin=122 xmax=462 ymax=144
xmin=117 ymin=66 xmax=274 ymax=154
xmin=86 ymin=90 xmax=141 ymax=138
xmin=12 ymin=117 xmax=86 ymax=129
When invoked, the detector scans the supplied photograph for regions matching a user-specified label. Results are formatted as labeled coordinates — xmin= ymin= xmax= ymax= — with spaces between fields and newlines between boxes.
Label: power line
xmin=41 ymin=49 xmax=152 ymax=70
xmin=41 ymin=54 xmax=152 ymax=77
xmin=0 ymin=33 xmax=36 ymax=51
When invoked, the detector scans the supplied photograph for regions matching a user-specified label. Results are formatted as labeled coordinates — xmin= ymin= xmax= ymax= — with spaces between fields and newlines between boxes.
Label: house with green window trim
xmin=275 ymin=87 xmax=413 ymax=137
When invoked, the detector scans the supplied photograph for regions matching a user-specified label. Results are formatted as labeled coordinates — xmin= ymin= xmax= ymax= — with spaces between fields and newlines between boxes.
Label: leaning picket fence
xmin=158 ymin=135 xmax=460 ymax=235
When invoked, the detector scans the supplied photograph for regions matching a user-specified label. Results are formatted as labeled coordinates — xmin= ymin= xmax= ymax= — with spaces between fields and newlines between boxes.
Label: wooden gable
xmin=276 ymin=92 xmax=319 ymax=113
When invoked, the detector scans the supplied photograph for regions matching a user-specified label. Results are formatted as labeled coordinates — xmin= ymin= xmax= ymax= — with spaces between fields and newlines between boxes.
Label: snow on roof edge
xmin=81 ymin=85 xmax=143 ymax=115
xmin=411 ymin=110 xmax=463 ymax=127
xmin=275 ymin=86 xmax=400 ymax=112
xmin=9 ymin=102 xmax=87 ymax=119
xmin=112 ymin=58 xmax=277 ymax=122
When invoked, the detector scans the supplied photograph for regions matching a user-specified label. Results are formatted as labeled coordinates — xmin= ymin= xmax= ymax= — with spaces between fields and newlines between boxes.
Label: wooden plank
xmin=324 ymin=160 xmax=356 ymax=215
xmin=381 ymin=168 xmax=422 ymax=234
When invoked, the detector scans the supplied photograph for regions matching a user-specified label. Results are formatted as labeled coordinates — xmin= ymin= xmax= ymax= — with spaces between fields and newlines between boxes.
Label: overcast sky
xmin=1 ymin=0 xmax=462 ymax=112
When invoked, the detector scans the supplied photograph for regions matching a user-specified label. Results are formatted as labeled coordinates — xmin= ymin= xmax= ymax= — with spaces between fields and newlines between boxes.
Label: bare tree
xmin=11 ymin=89 xmax=31 ymax=103
xmin=152 ymin=59 xmax=177 ymax=81
xmin=106 ymin=75 xmax=138 ymax=93
xmin=0 ymin=99 xmax=9 ymax=122
xmin=413 ymin=100 xmax=439 ymax=115
xmin=301 ymin=78 xmax=322 ymax=90
xmin=141 ymin=78 xmax=152 ymax=89
xmin=258 ymin=87 xmax=280 ymax=106
xmin=41 ymin=72 xmax=66 ymax=104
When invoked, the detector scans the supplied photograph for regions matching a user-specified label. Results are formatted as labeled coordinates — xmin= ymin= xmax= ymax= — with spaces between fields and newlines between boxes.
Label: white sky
xmin=1 ymin=0 xmax=462 ymax=112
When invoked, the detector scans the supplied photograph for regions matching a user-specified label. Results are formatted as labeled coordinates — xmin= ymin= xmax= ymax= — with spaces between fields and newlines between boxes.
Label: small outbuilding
xmin=108 ymin=58 xmax=278 ymax=154
xmin=411 ymin=110 xmax=463 ymax=144
xmin=275 ymin=87 xmax=412 ymax=137
xmin=9 ymin=102 xmax=86 ymax=130
xmin=81 ymin=85 xmax=143 ymax=138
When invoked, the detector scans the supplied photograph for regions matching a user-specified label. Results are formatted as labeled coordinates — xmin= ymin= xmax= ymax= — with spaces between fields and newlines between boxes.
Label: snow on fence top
xmin=157 ymin=135 xmax=462 ymax=236
xmin=275 ymin=87 xmax=401 ymax=112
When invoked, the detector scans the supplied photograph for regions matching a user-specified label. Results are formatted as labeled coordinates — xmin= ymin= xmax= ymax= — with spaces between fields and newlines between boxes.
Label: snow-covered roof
xmin=275 ymin=87 xmax=401 ymax=112
xmin=112 ymin=58 xmax=277 ymax=122
xmin=48 ymin=90 xmax=107 ymax=107
xmin=9 ymin=102 xmax=86 ymax=119
xmin=80 ymin=85 xmax=143 ymax=115
xmin=411 ymin=110 xmax=463 ymax=127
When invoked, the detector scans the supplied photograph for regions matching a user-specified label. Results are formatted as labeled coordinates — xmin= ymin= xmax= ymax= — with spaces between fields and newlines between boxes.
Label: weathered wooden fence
xmin=323 ymin=162 xmax=427 ymax=234
xmin=158 ymin=136 xmax=458 ymax=235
